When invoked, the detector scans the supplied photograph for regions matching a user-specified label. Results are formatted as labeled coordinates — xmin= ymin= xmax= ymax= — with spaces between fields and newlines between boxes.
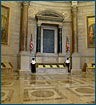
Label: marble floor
xmin=1 ymin=71 xmax=95 ymax=104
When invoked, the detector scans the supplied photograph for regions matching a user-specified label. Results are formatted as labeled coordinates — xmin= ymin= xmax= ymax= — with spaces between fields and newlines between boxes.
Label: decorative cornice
xmin=71 ymin=1 xmax=78 ymax=7
xmin=37 ymin=16 xmax=64 ymax=22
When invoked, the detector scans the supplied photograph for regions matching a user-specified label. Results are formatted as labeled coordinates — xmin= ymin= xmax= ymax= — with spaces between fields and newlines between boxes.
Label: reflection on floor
xmin=1 ymin=71 xmax=95 ymax=104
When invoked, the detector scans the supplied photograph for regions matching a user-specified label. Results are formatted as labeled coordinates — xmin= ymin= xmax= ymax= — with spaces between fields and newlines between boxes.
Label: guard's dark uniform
xmin=31 ymin=58 xmax=36 ymax=73
xmin=65 ymin=58 xmax=70 ymax=72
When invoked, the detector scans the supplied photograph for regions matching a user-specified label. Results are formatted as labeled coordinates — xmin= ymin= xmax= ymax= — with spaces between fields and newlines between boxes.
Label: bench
xmin=86 ymin=63 xmax=95 ymax=72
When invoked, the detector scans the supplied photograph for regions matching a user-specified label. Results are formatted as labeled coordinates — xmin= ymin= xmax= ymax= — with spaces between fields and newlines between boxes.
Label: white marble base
xmin=17 ymin=52 xmax=30 ymax=71
xmin=36 ymin=68 xmax=68 ymax=75
xmin=72 ymin=52 xmax=81 ymax=72
xmin=36 ymin=53 xmax=65 ymax=63
xmin=18 ymin=68 xmax=68 ymax=75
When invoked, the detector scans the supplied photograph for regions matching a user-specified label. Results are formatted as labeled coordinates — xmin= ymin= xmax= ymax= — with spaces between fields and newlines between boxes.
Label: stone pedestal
xmin=72 ymin=52 xmax=81 ymax=73
xmin=17 ymin=52 xmax=30 ymax=72
xmin=58 ymin=53 xmax=65 ymax=63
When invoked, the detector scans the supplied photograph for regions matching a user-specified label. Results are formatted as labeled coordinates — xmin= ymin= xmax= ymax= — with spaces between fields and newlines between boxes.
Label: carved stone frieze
xmin=62 ymin=12 xmax=71 ymax=19
xmin=28 ymin=7 xmax=45 ymax=17
xmin=28 ymin=7 xmax=71 ymax=20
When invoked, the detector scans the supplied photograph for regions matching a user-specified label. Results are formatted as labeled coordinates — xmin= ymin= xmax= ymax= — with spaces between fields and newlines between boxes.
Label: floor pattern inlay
xmin=1 ymin=71 xmax=95 ymax=104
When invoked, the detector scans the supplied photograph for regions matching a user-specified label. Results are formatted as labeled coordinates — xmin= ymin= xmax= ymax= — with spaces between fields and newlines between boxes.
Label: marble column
xmin=20 ymin=1 xmax=30 ymax=51
xmin=17 ymin=1 xmax=30 ymax=72
xmin=71 ymin=4 xmax=81 ymax=72
xmin=72 ymin=7 xmax=78 ymax=53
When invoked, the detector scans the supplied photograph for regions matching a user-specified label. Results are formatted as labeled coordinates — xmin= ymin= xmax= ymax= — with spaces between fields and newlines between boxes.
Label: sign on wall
xmin=1 ymin=5 xmax=10 ymax=45
xmin=87 ymin=16 xmax=95 ymax=48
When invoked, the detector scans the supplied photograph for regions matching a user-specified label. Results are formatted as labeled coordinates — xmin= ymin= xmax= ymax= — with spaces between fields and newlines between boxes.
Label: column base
xmin=71 ymin=69 xmax=82 ymax=74
xmin=72 ymin=52 xmax=81 ymax=72
xmin=17 ymin=51 xmax=30 ymax=71
xmin=18 ymin=69 xmax=31 ymax=76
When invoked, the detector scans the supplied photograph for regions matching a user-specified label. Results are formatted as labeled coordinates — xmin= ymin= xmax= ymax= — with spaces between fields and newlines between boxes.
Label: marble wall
xmin=78 ymin=1 xmax=95 ymax=69
xmin=1 ymin=1 xmax=21 ymax=70
xmin=27 ymin=1 xmax=72 ymax=64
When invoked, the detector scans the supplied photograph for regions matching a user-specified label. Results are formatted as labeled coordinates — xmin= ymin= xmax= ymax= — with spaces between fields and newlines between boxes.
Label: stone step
xmin=36 ymin=68 xmax=68 ymax=74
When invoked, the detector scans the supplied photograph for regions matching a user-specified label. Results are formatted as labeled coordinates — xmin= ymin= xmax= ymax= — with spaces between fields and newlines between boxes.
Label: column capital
xmin=71 ymin=1 xmax=78 ymax=12
xmin=71 ymin=1 xmax=78 ymax=7
xmin=72 ymin=7 xmax=78 ymax=12
xmin=22 ymin=1 xmax=30 ymax=7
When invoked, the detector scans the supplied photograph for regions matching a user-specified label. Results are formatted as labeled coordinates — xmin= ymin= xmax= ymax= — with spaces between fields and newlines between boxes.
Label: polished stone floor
xmin=1 ymin=71 xmax=95 ymax=104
